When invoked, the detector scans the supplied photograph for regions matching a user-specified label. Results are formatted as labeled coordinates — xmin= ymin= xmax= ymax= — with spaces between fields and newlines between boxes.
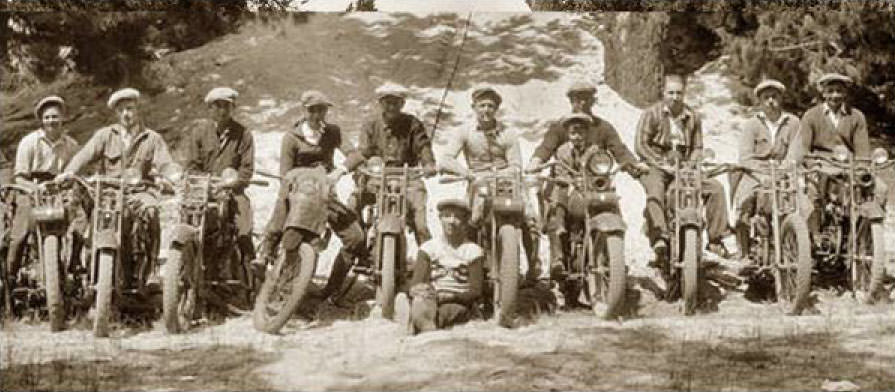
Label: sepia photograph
xmin=1 ymin=0 xmax=894 ymax=390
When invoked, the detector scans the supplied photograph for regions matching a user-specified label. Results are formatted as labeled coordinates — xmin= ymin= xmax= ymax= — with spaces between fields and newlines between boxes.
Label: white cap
xmin=204 ymin=87 xmax=239 ymax=105
xmin=107 ymin=88 xmax=140 ymax=109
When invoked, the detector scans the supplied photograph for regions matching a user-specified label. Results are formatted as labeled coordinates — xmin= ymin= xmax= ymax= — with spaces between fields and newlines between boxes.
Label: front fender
xmin=169 ymin=224 xmax=200 ymax=248
xmin=676 ymin=208 xmax=701 ymax=227
xmin=857 ymin=201 xmax=885 ymax=220
xmin=589 ymin=212 xmax=626 ymax=233
xmin=93 ymin=230 xmax=119 ymax=250
xmin=377 ymin=215 xmax=404 ymax=235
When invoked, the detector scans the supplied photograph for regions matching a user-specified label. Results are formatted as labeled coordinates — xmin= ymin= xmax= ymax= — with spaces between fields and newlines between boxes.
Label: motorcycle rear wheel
xmin=252 ymin=242 xmax=317 ymax=334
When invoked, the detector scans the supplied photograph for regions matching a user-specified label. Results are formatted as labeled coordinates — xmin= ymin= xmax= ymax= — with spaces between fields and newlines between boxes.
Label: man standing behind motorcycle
xmin=635 ymin=74 xmax=732 ymax=267
xmin=182 ymin=87 xmax=256 ymax=279
xmin=437 ymin=86 xmax=541 ymax=280
xmin=61 ymin=88 xmax=176 ymax=286
xmin=525 ymin=81 xmax=647 ymax=280
xmin=343 ymin=83 xmax=436 ymax=244
xmin=255 ymin=90 xmax=366 ymax=303
xmin=7 ymin=96 xmax=82 ymax=295
xmin=785 ymin=72 xmax=881 ymax=231
xmin=730 ymin=80 xmax=801 ymax=259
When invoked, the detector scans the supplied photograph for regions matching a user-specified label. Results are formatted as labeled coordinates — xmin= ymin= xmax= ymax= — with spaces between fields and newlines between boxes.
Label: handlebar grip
xmin=249 ymin=180 xmax=269 ymax=187
xmin=438 ymin=176 xmax=468 ymax=184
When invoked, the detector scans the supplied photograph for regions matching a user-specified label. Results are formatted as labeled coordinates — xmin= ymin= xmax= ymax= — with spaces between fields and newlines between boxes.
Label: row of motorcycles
xmin=3 ymin=145 xmax=893 ymax=336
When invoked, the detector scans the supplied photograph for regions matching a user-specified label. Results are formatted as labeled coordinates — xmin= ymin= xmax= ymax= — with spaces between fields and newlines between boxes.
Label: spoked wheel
xmin=252 ymin=242 xmax=317 ymax=334
xmin=774 ymin=216 xmax=813 ymax=315
xmin=496 ymin=224 xmax=520 ymax=328
xmin=855 ymin=221 xmax=886 ymax=302
xmin=681 ymin=228 xmax=700 ymax=315
xmin=93 ymin=249 xmax=116 ymax=337
xmin=588 ymin=233 xmax=627 ymax=320
xmin=43 ymin=235 xmax=65 ymax=332
xmin=162 ymin=245 xmax=197 ymax=334
xmin=377 ymin=235 xmax=399 ymax=320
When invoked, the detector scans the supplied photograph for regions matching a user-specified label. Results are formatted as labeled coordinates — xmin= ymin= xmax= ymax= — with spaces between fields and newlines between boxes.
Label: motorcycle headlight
xmin=220 ymin=168 xmax=239 ymax=188
xmin=367 ymin=157 xmax=385 ymax=174
xmin=833 ymin=145 xmax=850 ymax=162
xmin=872 ymin=148 xmax=888 ymax=165
xmin=476 ymin=184 xmax=489 ymax=197
xmin=123 ymin=168 xmax=142 ymax=187
xmin=701 ymin=148 xmax=717 ymax=163
xmin=161 ymin=163 xmax=184 ymax=184
xmin=587 ymin=150 xmax=613 ymax=175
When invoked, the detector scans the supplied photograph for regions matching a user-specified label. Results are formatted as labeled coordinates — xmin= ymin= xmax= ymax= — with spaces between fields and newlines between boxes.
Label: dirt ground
xmin=2 ymin=11 xmax=894 ymax=392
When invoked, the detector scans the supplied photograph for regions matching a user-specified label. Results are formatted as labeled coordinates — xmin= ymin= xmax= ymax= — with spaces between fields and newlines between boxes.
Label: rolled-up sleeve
xmin=435 ymin=128 xmax=468 ymax=175
xmin=65 ymin=130 xmax=104 ymax=175
xmin=13 ymin=134 xmax=34 ymax=178
xmin=343 ymin=121 xmax=373 ymax=171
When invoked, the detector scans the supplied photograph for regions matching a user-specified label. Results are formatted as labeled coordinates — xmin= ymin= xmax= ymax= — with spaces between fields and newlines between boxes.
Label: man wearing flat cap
xmin=256 ymin=89 xmax=366 ymax=304
xmin=396 ymin=198 xmax=484 ymax=334
xmin=730 ymin=79 xmax=801 ymax=258
xmin=343 ymin=83 xmax=436 ymax=244
xmin=63 ymin=87 xmax=175 ymax=287
xmin=7 ymin=95 xmax=84 ymax=296
xmin=635 ymin=74 xmax=732 ymax=280
xmin=437 ymin=86 xmax=541 ymax=281
xmin=181 ymin=87 xmax=256 ymax=280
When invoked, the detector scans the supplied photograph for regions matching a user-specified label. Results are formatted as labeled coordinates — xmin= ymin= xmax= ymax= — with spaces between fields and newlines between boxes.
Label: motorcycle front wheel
xmin=377 ymin=235 xmax=398 ymax=320
xmin=252 ymin=241 xmax=317 ymax=334
xmin=775 ymin=215 xmax=812 ymax=315
xmin=496 ymin=224 xmax=520 ymax=328
xmin=43 ymin=235 xmax=64 ymax=332
xmin=589 ymin=233 xmax=626 ymax=320
xmin=93 ymin=249 xmax=116 ymax=337
xmin=162 ymin=245 xmax=197 ymax=334
xmin=681 ymin=228 xmax=699 ymax=315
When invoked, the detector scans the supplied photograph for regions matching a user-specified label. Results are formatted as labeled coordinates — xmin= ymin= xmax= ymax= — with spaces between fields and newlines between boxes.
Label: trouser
xmin=639 ymin=167 xmax=730 ymax=246
xmin=409 ymin=292 xmax=475 ymax=332
xmin=348 ymin=184 xmax=431 ymax=244
xmin=233 ymin=193 xmax=255 ymax=263
xmin=265 ymin=188 xmax=366 ymax=298
xmin=122 ymin=191 xmax=161 ymax=287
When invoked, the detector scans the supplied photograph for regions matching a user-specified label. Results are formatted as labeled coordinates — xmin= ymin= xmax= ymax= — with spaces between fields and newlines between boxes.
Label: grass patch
xmin=0 ymin=345 xmax=277 ymax=392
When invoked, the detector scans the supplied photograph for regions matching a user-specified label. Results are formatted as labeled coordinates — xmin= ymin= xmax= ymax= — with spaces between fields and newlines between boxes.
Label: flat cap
xmin=753 ymin=79 xmax=786 ymax=96
xmin=471 ymin=86 xmax=502 ymax=106
xmin=204 ymin=87 xmax=239 ymax=105
xmin=34 ymin=95 xmax=65 ymax=119
xmin=301 ymin=90 xmax=333 ymax=107
xmin=375 ymin=83 xmax=408 ymax=100
xmin=817 ymin=72 xmax=853 ymax=86
xmin=107 ymin=88 xmax=140 ymax=109
xmin=437 ymin=198 xmax=471 ymax=214
xmin=566 ymin=80 xmax=597 ymax=96
xmin=560 ymin=112 xmax=592 ymax=127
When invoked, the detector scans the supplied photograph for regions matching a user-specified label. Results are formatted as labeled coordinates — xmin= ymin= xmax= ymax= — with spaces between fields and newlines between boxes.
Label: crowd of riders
xmin=1 ymin=67 xmax=891 ymax=336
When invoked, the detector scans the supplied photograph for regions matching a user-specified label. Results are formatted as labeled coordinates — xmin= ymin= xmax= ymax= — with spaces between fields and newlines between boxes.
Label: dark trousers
xmin=347 ymin=185 xmax=431 ymax=244
xmin=639 ymin=167 xmax=730 ymax=245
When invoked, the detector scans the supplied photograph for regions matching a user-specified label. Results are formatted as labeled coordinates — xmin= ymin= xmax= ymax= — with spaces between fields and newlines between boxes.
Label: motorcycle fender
xmin=677 ymin=208 xmax=701 ymax=227
xmin=857 ymin=201 xmax=885 ymax=220
xmin=492 ymin=197 xmax=524 ymax=216
xmin=589 ymin=212 xmax=626 ymax=233
xmin=93 ymin=230 xmax=119 ymax=250
xmin=377 ymin=216 xmax=404 ymax=235
xmin=169 ymin=224 xmax=199 ymax=248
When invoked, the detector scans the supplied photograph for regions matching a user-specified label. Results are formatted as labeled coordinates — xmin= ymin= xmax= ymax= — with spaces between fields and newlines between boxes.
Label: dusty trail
xmin=2 ymin=11 xmax=894 ymax=392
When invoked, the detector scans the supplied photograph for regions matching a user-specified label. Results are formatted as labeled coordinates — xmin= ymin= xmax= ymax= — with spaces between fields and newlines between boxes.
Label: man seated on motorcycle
xmin=635 ymin=74 xmax=732 ymax=267
xmin=61 ymin=88 xmax=176 ymax=287
xmin=255 ymin=90 xmax=366 ymax=303
xmin=730 ymin=79 xmax=801 ymax=259
xmin=785 ymin=72 xmax=882 ymax=232
xmin=343 ymin=83 xmax=436 ymax=244
xmin=7 ymin=96 xmax=83 ymax=294
xmin=397 ymin=198 xmax=484 ymax=334
xmin=182 ymin=87 xmax=256 ymax=280
xmin=437 ymin=86 xmax=541 ymax=280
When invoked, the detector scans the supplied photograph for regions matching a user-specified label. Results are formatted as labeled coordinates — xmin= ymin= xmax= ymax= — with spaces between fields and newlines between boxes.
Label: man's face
xmin=439 ymin=208 xmax=467 ymax=237
xmin=663 ymin=79 xmax=685 ymax=111
xmin=568 ymin=92 xmax=595 ymax=113
xmin=116 ymin=99 xmax=140 ymax=128
xmin=473 ymin=98 xmax=498 ymax=124
xmin=758 ymin=89 xmax=782 ymax=113
xmin=305 ymin=104 xmax=328 ymax=124
xmin=821 ymin=82 xmax=847 ymax=109
xmin=568 ymin=123 xmax=588 ymax=150
xmin=379 ymin=96 xmax=404 ymax=121
xmin=210 ymin=100 xmax=233 ymax=123
xmin=41 ymin=105 xmax=64 ymax=135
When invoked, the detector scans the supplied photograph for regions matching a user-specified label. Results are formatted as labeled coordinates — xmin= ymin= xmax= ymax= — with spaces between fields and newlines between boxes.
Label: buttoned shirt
xmin=532 ymin=113 xmax=636 ymax=167
xmin=786 ymin=102 xmax=869 ymax=162
xmin=437 ymin=121 xmax=522 ymax=174
xmin=65 ymin=123 xmax=174 ymax=178
xmin=14 ymin=129 xmax=80 ymax=182
xmin=279 ymin=118 xmax=349 ymax=177
xmin=635 ymin=102 xmax=703 ymax=164
xmin=183 ymin=117 xmax=254 ymax=184
xmin=343 ymin=113 xmax=435 ymax=170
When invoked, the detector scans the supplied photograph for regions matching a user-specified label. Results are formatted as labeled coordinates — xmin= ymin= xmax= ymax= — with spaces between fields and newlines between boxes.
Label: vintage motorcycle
xmin=647 ymin=149 xmax=732 ymax=315
xmin=356 ymin=160 xmax=430 ymax=320
xmin=535 ymin=147 xmax=628 ymax=319
xmin=87 ymin=169 xmax=165 ymax=337
xmin=734 ymin=158 xmax=812 ymax=314
xmin=252 ymin=166 xmax=330 ymax=334
xmin=803 ymin=146 xmax=894 ymax=302
xmin=441 ymin=164 xmax=537 ymax=327
xmin=0 ymin=176 xmax=90 ymax=330
xmin=162 ymin=165 xmax=267 ymax=333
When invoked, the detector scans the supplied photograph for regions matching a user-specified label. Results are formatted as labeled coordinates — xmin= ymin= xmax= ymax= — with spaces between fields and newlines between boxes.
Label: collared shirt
xmin=635 ymin=102 xmax=703 ymax=164
xmin=757 ymin=111 xmax=787 ymax=142
xmin=786 ymin=102 xmax=869 ymax=162
xmin=663 ymin=105 xmax=690 ymax=150
xmin=437 ymin=120 xmax=522 ymax=174
xmin=14 ymin=129 xmax=80 ymax=181
xmin=732 ymin=110 xmax=800 ymax=207
xmin=300 ymin=121 xmax=324 ymax=146
xmin=184 ymin=117 xmax=254 ymax=183
xmin=532 ymin=112 xmax=636 ymax=167
xmin=343 ymin=112 xmax=435 ymax=171
xmin=279 ymin=118 xmax=347 ymax=177
xmin=824 ymin=102 xmax=848 ymax=129
xmin=65 ymin=123 xmax=174 ymax=178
